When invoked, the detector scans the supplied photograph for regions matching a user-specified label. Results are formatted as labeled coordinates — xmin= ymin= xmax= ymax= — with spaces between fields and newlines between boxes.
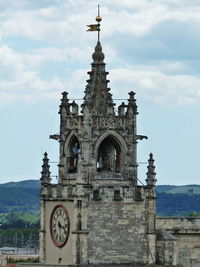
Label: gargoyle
xmin=49 ymin=134 xmax=60 ymax=140
xmin=136 ymin=135 xmax=148 ymax=140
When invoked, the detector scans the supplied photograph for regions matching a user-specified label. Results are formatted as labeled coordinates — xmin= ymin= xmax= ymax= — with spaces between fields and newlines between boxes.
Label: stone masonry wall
xmin=87 ymin=201 xmax=149 ymax=264
xmin=156 ymin=217 xmax=200 ymax=267
xmin=17 ymin=263 xmax=182 ymax=267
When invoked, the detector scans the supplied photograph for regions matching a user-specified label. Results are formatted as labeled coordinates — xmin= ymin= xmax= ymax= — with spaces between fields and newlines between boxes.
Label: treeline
xmin=0 ymin=212 xmax=39 ymax=229
xmin=0 ymin=212 xmax=39 ymax=248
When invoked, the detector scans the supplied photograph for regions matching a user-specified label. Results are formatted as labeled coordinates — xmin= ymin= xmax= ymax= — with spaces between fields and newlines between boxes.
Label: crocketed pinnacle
xmin=82 ymin=41 xmax=115 ymax=116
xmin=146 ymin=153 xmax=157 ymax=186
xmin=59 ymin=91 xmax=70 ymax=116
xmin=40 ymin=152 xmax=51 ymax=185
xmin=127 ymin=91 xmax=138 ymax=115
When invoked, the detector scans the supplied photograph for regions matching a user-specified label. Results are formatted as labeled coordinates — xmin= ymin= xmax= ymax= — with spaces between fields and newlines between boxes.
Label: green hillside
xmin=156 ymin=184 xmax=200 ymax=194
xmin=156 ymin=184 xmax=200 ymax=216
xmin=0 ymin=180 xmax=39 ymax=214
xmin=0 ymin=179 xmax=40 ymax=188
xmin=156 ymin=185 xmax=177 ymax=193
xmin=157 ymin=192 xmax=200 ymax=216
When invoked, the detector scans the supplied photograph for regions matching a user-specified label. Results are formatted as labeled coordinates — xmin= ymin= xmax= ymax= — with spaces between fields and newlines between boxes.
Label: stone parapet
xmin=156 ymin=217 xmax=200 ymax=232
xmin=17 ymin=263 xmax=182 ymax=267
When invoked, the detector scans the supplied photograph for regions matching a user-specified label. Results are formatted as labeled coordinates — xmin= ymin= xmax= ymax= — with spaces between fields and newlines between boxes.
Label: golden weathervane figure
xmin=87 ymin=5 xmax=102 ymax=42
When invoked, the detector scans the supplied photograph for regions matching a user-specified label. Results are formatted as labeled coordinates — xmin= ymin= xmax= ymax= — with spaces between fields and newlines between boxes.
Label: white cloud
xmin=0 ymin=0 xmax=200 ymax=108
xmin=1 ymin=0 xmax=200 ymax=42
xmin=0 ymin=44 xmax=64 ymax=107
xmin=109 ymin=66 xmax=200 ymax=106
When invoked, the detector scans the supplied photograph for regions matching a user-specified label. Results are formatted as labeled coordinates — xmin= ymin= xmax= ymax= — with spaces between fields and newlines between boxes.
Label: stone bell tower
xmin=58 ymin=40 xmax=139 ymax=186
xmin=40 ymin=11 xmax=157 ymax=266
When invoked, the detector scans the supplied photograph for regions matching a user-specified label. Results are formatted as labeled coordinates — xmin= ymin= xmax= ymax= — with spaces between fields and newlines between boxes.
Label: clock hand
xmin=58 ymin=221 xmax=66 ymax=231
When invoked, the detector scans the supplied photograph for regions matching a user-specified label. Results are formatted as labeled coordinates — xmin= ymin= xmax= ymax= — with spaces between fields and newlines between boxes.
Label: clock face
xmin=50 ymin=204 xmax=70 ymax=247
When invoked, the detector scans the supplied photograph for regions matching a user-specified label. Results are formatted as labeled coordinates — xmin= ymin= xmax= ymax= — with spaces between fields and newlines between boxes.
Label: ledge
xmin=71 ymin=230 xmax=89 ymax=235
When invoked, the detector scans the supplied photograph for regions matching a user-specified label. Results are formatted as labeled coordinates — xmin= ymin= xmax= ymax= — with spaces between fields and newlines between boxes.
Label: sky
xmin=1 ymin=0 xmax=200 ymax=185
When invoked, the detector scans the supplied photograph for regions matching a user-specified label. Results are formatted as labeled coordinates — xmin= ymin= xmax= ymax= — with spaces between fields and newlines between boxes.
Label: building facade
xmin=39 ymin=33 xmax=200 ymax=267
xmin=39 ymin=39 xmax=158 ymax=265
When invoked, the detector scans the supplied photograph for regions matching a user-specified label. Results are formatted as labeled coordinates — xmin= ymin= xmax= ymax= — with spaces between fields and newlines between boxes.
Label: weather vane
xmin=87 ymin=5 xmax=102 ymax=42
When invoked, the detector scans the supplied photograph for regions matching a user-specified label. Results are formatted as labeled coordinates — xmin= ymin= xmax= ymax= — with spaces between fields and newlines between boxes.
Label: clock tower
xmin=39 ymin=11 xmax=157 ymax=266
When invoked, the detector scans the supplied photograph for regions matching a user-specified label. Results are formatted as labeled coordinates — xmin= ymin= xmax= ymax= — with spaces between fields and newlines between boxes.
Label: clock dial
xmin=50 ymin=204 xmax=70 ymax=247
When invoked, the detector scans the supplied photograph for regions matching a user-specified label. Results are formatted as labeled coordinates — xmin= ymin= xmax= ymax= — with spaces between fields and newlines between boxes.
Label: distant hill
xmin=156 ymin=185 xmax=177 ymax=193
xmin=156 ymin=184 xmax=200 ymax=195
xmin=156 ymin=184 xmax=200 ymax=216
xmin=0 ymin=180 xmax=200 ymax=217
xmin=0 ymin=180 xmax=40 ymax=214
xmin=0 ymin=179 xmax=40 ymax=188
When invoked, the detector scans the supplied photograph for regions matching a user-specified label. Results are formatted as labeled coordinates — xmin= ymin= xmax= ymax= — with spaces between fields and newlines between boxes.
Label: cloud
xmin=0 ymin=2 xmax=95 ymax=45
xmin=0 ymin=44 xmax=64 ymax=107
xmin=1 ymin=0 xmax=200 ymax=43
xmin=0 ymin=0 xmax=200 ymax=108
xmin=109 ymin=66 xmax=200 ymax=106
xmin=0 ymin=0 xmax=63 ymax=11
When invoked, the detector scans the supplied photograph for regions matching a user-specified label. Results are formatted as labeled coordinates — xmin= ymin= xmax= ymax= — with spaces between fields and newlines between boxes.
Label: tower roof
xmin=82 ymin=7 xmax=115 ymax=116
xmin=82 ymin=41 xmax=115 ymax=116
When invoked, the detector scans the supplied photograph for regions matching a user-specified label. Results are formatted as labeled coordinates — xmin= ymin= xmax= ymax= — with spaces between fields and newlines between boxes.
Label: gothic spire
xmin=40 ymin=152 xmax=51 ymax=186
xmin=82 ymin=7 xmax=115 ymax=116
xmin=146 ymin=153 xmax=157 ymax=186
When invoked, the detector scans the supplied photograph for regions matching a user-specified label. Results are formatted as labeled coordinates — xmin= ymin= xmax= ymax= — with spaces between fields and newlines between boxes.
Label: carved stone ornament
xmin=68 ymin=117 xmax=80 ymax=128
xmin=92 ymin=117 xmax=123 ymax=128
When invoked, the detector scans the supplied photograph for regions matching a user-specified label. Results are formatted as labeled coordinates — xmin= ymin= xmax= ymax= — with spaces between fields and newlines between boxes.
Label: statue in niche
xmin=72 ymin=143 xmax=80 ymax=169
xmin=97 ymin=143 xmax=117 ymax=173
xmin=68 ymin=141 xmax=80 ymax=173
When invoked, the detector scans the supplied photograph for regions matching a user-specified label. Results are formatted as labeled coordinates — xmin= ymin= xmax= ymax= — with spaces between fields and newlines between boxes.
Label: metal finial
xmin=96 ymin=5 xmax=102 ymax=42
xmin=87 ymin=5 xmax=102 ymax=42
xmin=96 ymin=5 xmax=102 ymax=23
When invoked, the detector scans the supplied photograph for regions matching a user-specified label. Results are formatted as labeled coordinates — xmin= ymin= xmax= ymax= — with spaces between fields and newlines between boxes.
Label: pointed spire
xmin=146 ymin=153 xmax=157 ymax=186
xmin=82 ymin=7 xmax=115 ymax=116
xmin=82 ymin=42 xmax=115 ymax=115
xmin=40 ymin=152 xmax=51 ymax=186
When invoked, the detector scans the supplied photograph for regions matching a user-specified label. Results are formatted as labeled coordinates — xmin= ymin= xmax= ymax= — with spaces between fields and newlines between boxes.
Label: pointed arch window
xmin=97 ymin=135 xmax=121 ymax=173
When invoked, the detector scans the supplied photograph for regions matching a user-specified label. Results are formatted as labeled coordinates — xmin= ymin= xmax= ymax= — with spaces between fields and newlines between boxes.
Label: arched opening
xmin=67 ymin=135 xmax=80 ymax=173
xmin=97 ymin=135 xmax=121 ymax=173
